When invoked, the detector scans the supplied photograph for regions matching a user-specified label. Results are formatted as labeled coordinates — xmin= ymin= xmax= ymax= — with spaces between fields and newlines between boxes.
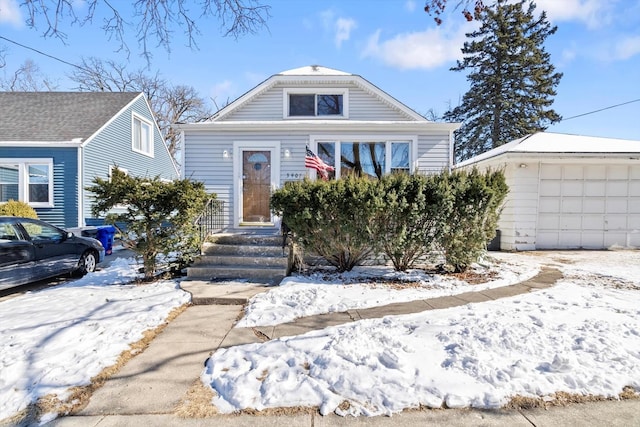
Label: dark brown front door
xmin=242 ymin=150 xmax=271 ymax=223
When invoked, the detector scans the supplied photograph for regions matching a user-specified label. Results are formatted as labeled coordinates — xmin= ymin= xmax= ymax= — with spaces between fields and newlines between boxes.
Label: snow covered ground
xmin=0 ymin=257 xmax=190 ymax=422
xmin=1 ymin=250 xmax=639 ymax=422
xmin=206 ymin=251 xmax=640 ymax=416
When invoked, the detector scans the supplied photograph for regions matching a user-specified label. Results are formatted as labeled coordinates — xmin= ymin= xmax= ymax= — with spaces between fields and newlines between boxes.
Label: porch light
xmin=223 ymin=150 xmax=230 ymax=158
xmin=284 ymin=149 xmax=291 ymax=158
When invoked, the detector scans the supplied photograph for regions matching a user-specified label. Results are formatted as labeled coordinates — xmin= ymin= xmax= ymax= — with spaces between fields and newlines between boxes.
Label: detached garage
xmin=456 ymin=132 xmax=640 ymax=250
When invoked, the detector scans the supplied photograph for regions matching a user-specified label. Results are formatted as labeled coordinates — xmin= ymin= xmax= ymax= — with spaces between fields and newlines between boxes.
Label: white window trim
xmin=108 ymin=165 xmax=129 ymax=180
xmin=283 ymin=88 xmax=349 ymax=119
xmin=108 ymin=165 xmax=129 ymax=209
xmin=308 ymin=135 xmax=418 ymax=179
xmin=132 ymin=112 xmax=154 ymax=157
xmin=0 ymin=158 xmax=54 ymax=208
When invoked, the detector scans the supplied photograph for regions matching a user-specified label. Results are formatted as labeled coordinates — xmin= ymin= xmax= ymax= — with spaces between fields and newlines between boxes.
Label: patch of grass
xmin=174 ymin=379 xmax=219 ymax=418
xmin=505 ymin=386 xmax=640 ymax=410
xmin=239 ymin=406 xmax=317 ymax=416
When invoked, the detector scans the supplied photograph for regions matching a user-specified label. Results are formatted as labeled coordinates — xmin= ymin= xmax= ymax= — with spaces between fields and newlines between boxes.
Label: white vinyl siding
xmin=224 ymin=83 xmax=412 ymax=122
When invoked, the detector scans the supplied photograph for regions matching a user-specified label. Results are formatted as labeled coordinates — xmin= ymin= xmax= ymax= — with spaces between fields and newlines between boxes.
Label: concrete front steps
xmin=186 ymin=233 xmax=288 ymax=285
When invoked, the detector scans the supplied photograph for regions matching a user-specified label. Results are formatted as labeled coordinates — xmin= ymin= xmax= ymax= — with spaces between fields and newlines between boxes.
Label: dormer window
xmin=285 ymin=89 xmax=348 ymax=118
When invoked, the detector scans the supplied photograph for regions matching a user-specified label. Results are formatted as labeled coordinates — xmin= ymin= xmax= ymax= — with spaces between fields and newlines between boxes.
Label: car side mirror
xmin=66 ymin=231 xmax=74 ymax=240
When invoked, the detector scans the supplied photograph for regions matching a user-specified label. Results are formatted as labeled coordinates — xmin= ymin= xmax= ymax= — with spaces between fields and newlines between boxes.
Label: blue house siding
xmin=82 ymin=95 xmax=179 ymax=222
xmin=0 ymin=147 xmax=79 ymax=228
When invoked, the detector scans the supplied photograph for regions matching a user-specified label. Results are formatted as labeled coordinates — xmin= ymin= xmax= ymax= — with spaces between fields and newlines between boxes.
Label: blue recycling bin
xmin=96 ymin=225 xmax=116 ymax=255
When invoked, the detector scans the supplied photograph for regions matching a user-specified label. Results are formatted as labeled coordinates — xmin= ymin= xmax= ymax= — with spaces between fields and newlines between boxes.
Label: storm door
xmin=241 ymin=150 xmax=272 ymax=223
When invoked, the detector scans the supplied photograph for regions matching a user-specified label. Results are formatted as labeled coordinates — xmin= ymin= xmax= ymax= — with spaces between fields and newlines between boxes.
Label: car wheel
xmin=76 ymin=251 xmax=98 ymax=276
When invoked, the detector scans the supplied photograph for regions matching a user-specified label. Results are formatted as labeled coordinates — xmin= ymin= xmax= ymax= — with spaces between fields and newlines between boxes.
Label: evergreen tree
xmin=445 ymin=0 xmax=562 ymax=161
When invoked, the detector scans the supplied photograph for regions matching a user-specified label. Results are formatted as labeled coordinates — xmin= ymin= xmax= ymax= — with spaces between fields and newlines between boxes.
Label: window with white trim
xmin=314 ymin=140 xmax=413 ymax=180
xmin=108 ymin=165 xmax=128 ymax=181
xmin=132 ymin=113 xmax=153 ymax=156
xmin=0 ymin=159 xmax=54 ymax=207
xmin=285 ymin=89 xmax=348 ymax=118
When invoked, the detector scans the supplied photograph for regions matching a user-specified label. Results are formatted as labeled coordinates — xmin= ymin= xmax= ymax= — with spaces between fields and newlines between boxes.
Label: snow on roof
xmin=457 ymin=132 xmax=640 ymax=166
xmin=278 ymin=65 xmax=351 ymax=76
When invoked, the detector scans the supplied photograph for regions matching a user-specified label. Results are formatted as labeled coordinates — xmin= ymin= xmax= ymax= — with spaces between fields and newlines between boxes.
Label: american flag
xmin=305 ymin=146 xmax=335 ymax=179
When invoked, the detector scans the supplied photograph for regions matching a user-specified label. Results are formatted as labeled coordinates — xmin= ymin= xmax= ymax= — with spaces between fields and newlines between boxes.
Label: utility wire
xmin=561 ymin=98 xmax=640 ymax=122
xmin=1 ymin=32 xmax=639 ymax=122
xmin=0 ymin=34 xmax=88 ymax=73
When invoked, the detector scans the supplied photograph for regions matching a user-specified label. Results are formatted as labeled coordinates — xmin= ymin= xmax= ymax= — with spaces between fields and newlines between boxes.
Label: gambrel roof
xmin=0 ymin=92 xmax=141 ymax=143
xmin=209 ymin=65 xmax=428 ymax=122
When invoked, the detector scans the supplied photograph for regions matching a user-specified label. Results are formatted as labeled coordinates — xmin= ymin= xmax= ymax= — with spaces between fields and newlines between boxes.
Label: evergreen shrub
xmin=271 ymin=168 xmax=507 ymax=274
xmin=271 ymin=176 xmax=380 ymax=272
xmin=437 ymin=169 xmax=508 ymax=272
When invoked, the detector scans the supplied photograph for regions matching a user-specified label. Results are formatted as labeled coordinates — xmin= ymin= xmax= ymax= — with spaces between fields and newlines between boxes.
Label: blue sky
xmin=1 ymin=0 xmax=639 ymax=140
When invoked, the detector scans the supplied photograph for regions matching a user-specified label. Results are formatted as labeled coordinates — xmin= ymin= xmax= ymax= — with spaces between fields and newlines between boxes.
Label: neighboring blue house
xmin=0 ymin=92 xmax=180 ymax=228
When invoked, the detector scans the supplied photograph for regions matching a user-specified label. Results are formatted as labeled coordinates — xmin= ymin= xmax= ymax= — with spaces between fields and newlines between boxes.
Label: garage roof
xmin=456 ymin=132 xmax=640 ymax=167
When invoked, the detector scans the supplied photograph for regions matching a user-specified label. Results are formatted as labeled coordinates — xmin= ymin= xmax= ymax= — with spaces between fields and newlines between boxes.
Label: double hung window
xmin=132 ymin=114 xmax=153 ymax=156
xmin=0 ymin=159 xmax=53 ymax=207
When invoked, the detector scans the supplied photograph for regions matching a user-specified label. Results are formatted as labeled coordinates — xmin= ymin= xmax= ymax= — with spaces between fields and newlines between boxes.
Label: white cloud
xmin=613 ymin=36 xmax=640 ymax=61
xmin=0 ymin=0 xmax=22 ymax=27
xmin=320 ymin=9 xmax=357 ymax=49
xmin=535 ymin=0 xmax=610 ymax=29
xmin=405 ymin=0 xmax=417 ymax=13
xmin=335 ymin=17 xmax=356 ymax=48
xmin=362 ymin=27 xmax=466 ymax=70
xmin=210 ymin=80 xmax=234 ymax=105
xmin=319 ymin=9 xmax=335 ymax=32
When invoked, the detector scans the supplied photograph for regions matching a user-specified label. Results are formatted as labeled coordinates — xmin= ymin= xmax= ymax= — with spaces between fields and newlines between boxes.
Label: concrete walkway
xmin=45 ymin=267 xmax=640 ymax=426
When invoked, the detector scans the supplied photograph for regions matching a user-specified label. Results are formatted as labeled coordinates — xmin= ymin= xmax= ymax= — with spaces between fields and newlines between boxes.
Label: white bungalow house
xmin=179 ymin=65 xmax=460 ymax=231
xmin=456 ymin=132 xmax=640 ymax=250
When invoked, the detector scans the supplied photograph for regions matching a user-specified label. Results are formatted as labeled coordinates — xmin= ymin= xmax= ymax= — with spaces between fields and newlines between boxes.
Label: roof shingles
xmin=0 ymin=92 xmax=140 ymax=142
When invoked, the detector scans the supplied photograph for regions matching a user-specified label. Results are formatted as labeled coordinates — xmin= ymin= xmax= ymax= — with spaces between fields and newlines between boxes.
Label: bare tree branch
xmin=68 ymin=57 xmax=213 ymax=168
xmin=0 ymin=59 xmax=59 ymax=91
xmin=18 ymin=0 xmax=270 ymax=62
xmin=424 ymin=0 xmax=485 ymax=24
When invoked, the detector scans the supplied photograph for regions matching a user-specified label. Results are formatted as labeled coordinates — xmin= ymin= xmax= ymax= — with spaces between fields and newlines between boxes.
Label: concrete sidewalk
xmin=45 ymin=267 xmax=640 ymax=426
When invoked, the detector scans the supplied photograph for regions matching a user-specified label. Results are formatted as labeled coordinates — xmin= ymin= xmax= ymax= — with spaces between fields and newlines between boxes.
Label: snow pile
xmin=0 ymin=257 xmax=190 ymax=421
xmin=205 ymin=282 xmax=640 ymax=416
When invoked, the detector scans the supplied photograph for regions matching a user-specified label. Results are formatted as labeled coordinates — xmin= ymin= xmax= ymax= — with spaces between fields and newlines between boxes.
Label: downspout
xmin=77 ymin=145 xmax=84 ymax=227
xmin=449 ymin=130 xmax=454 ymax=170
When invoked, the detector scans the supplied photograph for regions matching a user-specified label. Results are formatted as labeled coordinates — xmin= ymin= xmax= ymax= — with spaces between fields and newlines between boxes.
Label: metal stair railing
xmin=195 ymin=199 xmax=226 ymax=242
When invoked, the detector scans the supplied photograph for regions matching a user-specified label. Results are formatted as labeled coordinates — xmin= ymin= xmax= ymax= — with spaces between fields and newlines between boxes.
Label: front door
xmin=234 ymin=142 xmax=280 ymax=227
xmin=242 ymin=150 xmax=272 ymax=223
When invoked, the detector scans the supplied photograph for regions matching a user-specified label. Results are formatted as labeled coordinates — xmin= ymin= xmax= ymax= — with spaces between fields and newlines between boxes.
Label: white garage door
xmin=537 ymin=163 xmax=640 ymax=249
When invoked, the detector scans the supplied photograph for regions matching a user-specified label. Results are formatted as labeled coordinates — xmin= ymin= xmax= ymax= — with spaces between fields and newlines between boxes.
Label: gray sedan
xmin=0 ymin=216 xmax=105 ymax=290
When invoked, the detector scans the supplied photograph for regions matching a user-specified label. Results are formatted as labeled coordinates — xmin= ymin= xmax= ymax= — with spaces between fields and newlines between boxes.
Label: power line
xmin=561 ymin=98 xmax=640 ymax=122
xmin=0 ymin=34 xmax=88 ymax=73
